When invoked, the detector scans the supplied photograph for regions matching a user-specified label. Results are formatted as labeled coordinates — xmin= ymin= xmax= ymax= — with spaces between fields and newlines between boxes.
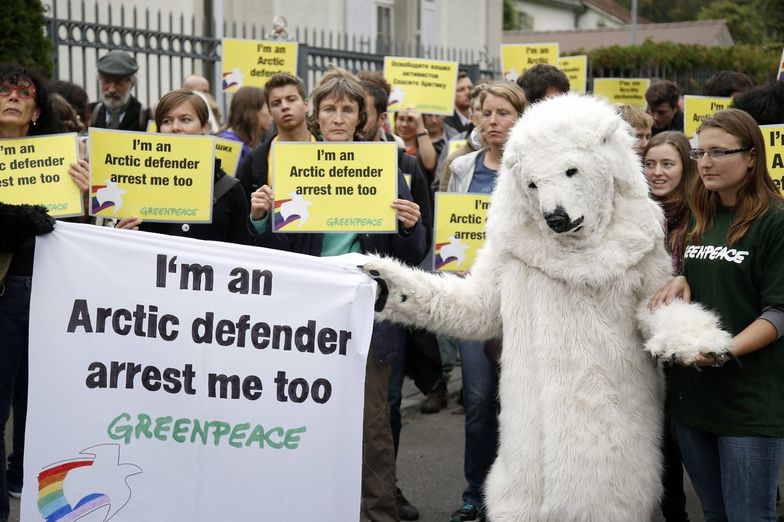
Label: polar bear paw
xmin=642 ymin=299 xmax=735 ymax=367
xmin=360 ymin=254 xmax=435 ymax=324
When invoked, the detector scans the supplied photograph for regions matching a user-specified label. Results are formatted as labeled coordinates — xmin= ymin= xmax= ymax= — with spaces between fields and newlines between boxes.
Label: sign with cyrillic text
xmin=215 ymin=137 xmax=243 ymax=177
xmin=271 ymin=142 xmax=398 ymax=232
xmin=383 ymin=57 xmax=458 ymax=115
xmin=593 ymin=78 xmax=650 ymax=108
xmin=88 ymin=128 xmax=215 ymax=222
xmin=23 ymin=222 xmax=373 ymax=521
xmin=221 ymin=39 xmax=298 ymax=92
xmin=433 ymin=192 xmax=490 ymax=272
xmin=0 ymin=133 xmax=82 ymax=217
xmin=500 ymin=43 xmax=559 ymax=83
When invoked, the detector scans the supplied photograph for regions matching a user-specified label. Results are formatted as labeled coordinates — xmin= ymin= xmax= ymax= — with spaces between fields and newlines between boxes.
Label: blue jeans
xmin=459 ymin=340 xmax=498 ymax=506
xmin=0 ymin=276 xmax=32 ymax=521
xmin=672 ymin=419 xmax=784 ymax=522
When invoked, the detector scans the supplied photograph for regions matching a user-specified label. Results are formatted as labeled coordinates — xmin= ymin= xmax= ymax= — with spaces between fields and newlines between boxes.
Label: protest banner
xmin=214 ymin=137 xmax=243 ymax=177
xmin=500 ymin=43 xmax=559 ymax=83
xmin=221 ymin=38 xmax=299 ymax=91
xmin=383 ymin=57 xmax=458 ymax=115
xmin=558 ymin=55 xmax=587 ymax=94
xmin=0 ymin=133 xmax=82 ymax=217
xmin=23 ymin=222 xmax=374 ymax=521
xmin=593 ymin=78 xmax=650 ymax=108
xmin=761 ymin=124 xmax=784 ymax=194
xmin=433 ymin=192 xmax=490 ymax=272
xmin=271 ymin=141 xmax=398 ymax=233
xmin=448 ymin=139 xmax=467 ymax=155
xmin=89 ymin=128 xmax=215 ymax=222
xmin=683 ymin=95 xmax=732 ymax=138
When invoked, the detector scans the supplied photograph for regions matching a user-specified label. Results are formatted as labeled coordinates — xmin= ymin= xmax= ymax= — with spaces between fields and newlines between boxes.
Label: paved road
xmin=6 ymin=374 xmax=784 ymax=521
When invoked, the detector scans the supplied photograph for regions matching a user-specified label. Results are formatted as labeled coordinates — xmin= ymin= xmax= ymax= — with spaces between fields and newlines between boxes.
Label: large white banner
xmin=22 ymin=222 xmax=375 ymax=521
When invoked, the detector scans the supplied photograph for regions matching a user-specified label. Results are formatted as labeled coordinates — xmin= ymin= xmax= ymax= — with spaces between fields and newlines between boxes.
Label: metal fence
xmin=43 ymin=0 xmax=500 ymax=109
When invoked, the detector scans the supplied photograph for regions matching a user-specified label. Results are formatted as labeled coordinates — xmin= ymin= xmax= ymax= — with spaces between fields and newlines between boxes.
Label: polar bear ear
xmin=595 ymin=115 xmax=620 ymax=145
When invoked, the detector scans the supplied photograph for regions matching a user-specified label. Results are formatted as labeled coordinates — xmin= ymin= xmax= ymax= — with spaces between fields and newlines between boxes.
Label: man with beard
xmin=90 ymin=51 xmax=151 ymax=131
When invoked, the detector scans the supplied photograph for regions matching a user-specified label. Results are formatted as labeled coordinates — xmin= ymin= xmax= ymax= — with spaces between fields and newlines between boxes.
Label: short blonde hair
xmin=479 ymin=81 xmax=528 ymax=116
xmin=617 ymin=104 xmax=653 ymax=131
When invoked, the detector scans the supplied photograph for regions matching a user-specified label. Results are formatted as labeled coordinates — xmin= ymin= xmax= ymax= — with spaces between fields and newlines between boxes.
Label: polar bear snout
xmin=543 ymin=205 xmax=584 ymax=233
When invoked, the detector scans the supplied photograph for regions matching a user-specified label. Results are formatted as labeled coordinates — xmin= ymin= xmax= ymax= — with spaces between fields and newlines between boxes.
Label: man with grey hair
xmin=90 ymin=50 xmax=151 ymax=131
xmin=182 ymin=74 xmax=210 ymax=94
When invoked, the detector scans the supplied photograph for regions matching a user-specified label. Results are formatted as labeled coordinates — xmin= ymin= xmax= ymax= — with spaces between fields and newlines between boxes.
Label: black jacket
xmin=91 ymin=97 xmax=152 ymax=132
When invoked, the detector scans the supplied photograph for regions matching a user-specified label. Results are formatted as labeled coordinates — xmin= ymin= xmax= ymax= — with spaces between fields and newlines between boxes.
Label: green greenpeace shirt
xmin=667 ymin=203 xmax=784 ymax=436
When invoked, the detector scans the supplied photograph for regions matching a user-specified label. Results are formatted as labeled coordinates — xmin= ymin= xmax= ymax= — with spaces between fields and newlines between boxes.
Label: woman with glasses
xmin=650 ymin=108 xmax=784 ymax=520
xmin=0 ymin=63 xmax=88 ymax=522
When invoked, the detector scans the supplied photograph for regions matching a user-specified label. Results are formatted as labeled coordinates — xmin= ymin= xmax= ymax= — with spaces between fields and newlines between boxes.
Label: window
xmin=518 ymin=10 xmax=534 ymax=30
xmin=376 ymin=5 xmax=392 ymax=53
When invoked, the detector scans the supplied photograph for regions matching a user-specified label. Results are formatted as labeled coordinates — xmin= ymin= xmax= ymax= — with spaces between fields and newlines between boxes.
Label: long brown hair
xmin=687 ymin=108 xmax=782 ymax=246
xmin=224 ymin=86 xmax=266 ymax=147
xmin=644 ymin=131 xmax=698 ymax=254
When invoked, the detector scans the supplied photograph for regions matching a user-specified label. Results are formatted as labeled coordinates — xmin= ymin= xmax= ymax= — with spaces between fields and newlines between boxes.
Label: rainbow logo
xmin=36 ymin=445 xmax=141 ymax=522
xmin=91 ymin=180 xmax=126 ymax=215
xmin=434 ymin=236 xmax=469 ymax=269
xmin=273 ymin=193 xmax=312 ymax=230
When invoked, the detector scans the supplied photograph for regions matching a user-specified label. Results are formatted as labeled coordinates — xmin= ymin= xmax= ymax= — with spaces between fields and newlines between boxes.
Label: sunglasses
xmin=0 ymin=82 xmax=37 ymax=100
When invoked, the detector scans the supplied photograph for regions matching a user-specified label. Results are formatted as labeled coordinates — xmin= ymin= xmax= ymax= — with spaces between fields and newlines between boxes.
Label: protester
xmin=218 ymin=86 xmax=272 ymax=163
xmin=516 ymin=63 xmax=569 ymax=104
xmin=439 ymin=83 xmax=488 ymax=191
xmin=394 ymin=108 xmax=437 ymax=182
xmin=646 ymin=80 xmax=684 ymax=135
xmin=235 ymin=72 xmax=314 ymax=204
xmin=732 ymin=81 xmax=784 ymax=126
xmin=444 ymin=80 xmax=528 ymax=522
xmin=182 ymin=74 xmax=210 ymax=93
xmin=702 ymin=71 xmax=753 ymax=99
xmin=0 ymin=63 xmax=87 ymax=522
xmin=49 ymin=80 xmax=90 ymax=131
xmin=90 ymin=50 xmax=151 ymax=131
xmin=115 ymin=89 xmax=249 ymax=245
xmin=443 ymin=71 xmax=473 ymax=133
xmin=617 ymin=104 xmax=654 ymax=157
xmin=250 ymin=75 xmax=427 ymax=522
xmin=650 ymin=109 xmax=784 ymax=520
xmin=424 ymin=113 xmax=459 ymax=177
xmin=643 ymin=131 xmax=698 ymax=522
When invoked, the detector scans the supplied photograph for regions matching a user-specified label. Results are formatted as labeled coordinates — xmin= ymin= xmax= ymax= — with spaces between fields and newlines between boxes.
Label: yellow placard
xmin=558 ymin=55 xmax=587 ymax=94
xmin=146 ymin=120 xmax=157 ymax=133
xmin=383 ymin=57 xmax=458 ymax=115
xmin=761 ymin=125 xmax=784 ymax=194
xmin=88 ymin=128 xmax=215 ymax=222
xmin=221 ymin=38 xmax=299 ymax=92
xmin=683 ymin=95 xmax=732 ymax=139
xmin=215 ymin=137 xmax=243 ymax=177
xmin=448 ymin=139 xmax=467 ymax=155
xmin=433 ymin=193 xmax=490 ymax=272
xmin=271 ymin=142 xmax=398 ymax=232
xmin=592 ymin=78 xmax=650 ymax=108
xmin=500 ymin=43 xmax=559 ymax=82
xmin=0 ymin=134 xmax=82 ymax=217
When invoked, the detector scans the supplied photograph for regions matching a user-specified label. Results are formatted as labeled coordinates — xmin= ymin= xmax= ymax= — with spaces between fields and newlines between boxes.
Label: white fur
xmin=363 ymin=94 xmax=731 ymax=521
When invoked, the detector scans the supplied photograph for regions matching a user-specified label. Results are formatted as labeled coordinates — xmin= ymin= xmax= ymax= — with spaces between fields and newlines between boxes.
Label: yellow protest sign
xmin=271 ymin=142 xmax=398 ymax=233
xmin=761 ymin=125 xmax=784 ymax=194
xmin=221 ymin=38 xmax=298 ymax=92
xmin=558 ymin=55 xmax=587 ymax=94
xmin=683 ymin=95 xmax=732 ymax=138
xmin=146 ymin=120 xmax=157 ymax=133
xmin=448 ymin=139 xmax=467 ymax=155
xmin=0 ymin=134 xmax=82 ymax=217
xmin=593 ymin=78 xmax=650 ymax=108
xmin=433 ymin=193 xmax=490 ymax=272
xmin=500 ymin=43 xmax=559 ymax=83
xmin=383 ymin=57 xmax=458 ymax=115
xmin=89 ymin=129 xmax=215 ymax=222
xmin=215 ymin=137 xmax=243 ymax=177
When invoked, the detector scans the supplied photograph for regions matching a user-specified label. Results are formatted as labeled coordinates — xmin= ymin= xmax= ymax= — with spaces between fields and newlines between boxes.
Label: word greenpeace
xmin=683 ymin=244 xmax=749 ymax=264
xmin=107 ymin=411 xmax=306 ymax=449
xmin=140 ymin=207 xmax=198 ymax=216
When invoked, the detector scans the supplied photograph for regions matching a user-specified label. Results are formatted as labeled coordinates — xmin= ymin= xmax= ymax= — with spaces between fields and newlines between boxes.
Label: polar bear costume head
xmin=486 ymin=94 xmax=665 ymax=288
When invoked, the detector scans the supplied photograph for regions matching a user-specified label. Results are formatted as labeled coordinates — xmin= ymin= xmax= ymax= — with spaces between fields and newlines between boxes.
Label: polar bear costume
xmin=362 ymin=94 xmax=733 ymax=521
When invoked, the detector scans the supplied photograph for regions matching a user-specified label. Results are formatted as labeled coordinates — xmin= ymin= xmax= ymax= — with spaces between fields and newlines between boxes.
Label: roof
xmin=503 ymin=19 xmax=734 ymax=53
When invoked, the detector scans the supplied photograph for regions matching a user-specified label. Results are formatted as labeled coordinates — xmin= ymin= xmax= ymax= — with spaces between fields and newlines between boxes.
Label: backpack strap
xmin=213 ymin=175 xmax=240 ymax=204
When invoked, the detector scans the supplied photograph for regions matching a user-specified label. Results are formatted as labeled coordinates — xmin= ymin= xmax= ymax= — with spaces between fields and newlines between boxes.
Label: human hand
xmin=115 ymin=216 xmax=142 ymax=230
xmin=250 ymin=185 xmax=274 ymax=220
xmin=648 ymin=275 xmax=690 ymax=311
xmin=68 ymin=159 xmax=90 ymax=193
xmin=392 ymin=198 xmax=420 ymax=229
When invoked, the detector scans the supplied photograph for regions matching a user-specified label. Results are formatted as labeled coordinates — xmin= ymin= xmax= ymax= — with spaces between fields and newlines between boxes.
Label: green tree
xmin=503 ymin=0 xmax=521 ymax=31
xmin=0 ymin=0 xmax=52 ymax=75
xmin=698 ymin=0 xmax=767 ymax=44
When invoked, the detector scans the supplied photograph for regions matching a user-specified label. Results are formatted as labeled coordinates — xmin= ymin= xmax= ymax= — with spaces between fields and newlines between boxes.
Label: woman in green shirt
xmin=651 ymin=109 xmax=784 ymax=521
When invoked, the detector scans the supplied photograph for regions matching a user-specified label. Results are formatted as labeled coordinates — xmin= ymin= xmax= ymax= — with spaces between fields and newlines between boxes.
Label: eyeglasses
xmin=0 ymin=82 xmax=36 ymax=100
xmin=688 ymin=148 xmax=751 ymax=161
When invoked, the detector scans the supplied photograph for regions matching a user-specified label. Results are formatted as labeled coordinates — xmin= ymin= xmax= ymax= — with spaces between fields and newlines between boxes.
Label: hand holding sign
xmin=251 ymin=185 xmax=274 ymax=220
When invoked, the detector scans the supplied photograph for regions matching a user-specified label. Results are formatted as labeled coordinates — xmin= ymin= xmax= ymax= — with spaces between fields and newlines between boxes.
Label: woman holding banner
xmin=649 ymin=109 xmax=784 ymax=520
xmin=0 ymin=63 xmax=88 ymax=522
xmin=443 ymin=80 xmax=527 ymax=522
xmin=115 ymin=89 xmax=250 ymax=245
xmin=251 ymin=75 xmax=426 ymax=522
